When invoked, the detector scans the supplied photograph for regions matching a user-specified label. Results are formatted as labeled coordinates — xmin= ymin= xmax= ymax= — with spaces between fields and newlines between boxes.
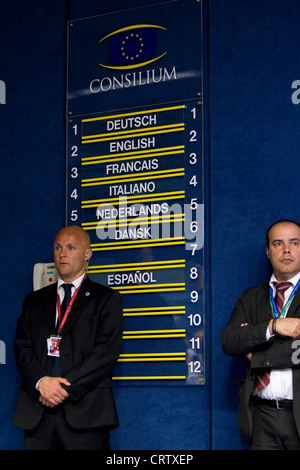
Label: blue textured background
xmin=0 ymin=0 xmax=299 ymax=450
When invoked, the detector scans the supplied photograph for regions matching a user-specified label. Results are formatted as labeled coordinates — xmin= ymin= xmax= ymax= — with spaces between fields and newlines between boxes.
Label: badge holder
xmin=47 ymin=335 xmax=61 ymax=357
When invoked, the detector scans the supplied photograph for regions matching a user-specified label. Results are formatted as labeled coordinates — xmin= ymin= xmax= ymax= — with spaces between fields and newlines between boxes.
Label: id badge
xmin=47 ymin=335 xmax=61 ymax=357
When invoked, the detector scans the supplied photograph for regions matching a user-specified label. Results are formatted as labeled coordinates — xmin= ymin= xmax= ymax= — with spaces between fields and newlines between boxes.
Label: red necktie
xmin=255 ymin=282 xmax=291 ymax=391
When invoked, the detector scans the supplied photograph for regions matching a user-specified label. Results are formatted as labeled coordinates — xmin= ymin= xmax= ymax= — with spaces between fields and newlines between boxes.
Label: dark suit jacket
xmin=221 ymin=281 xmax=300 ymax=442
xmin=13 ymin=276 xmax=123 ymax=431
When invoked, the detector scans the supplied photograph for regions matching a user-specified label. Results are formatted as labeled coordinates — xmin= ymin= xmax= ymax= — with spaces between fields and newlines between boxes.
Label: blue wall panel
xmin=0 ymin=0 xmax=300 ymax=451
xmin=0 ymin=0 xmax=68 ymax=450
xmin=209 ymin=0 xmax=300 ymax=449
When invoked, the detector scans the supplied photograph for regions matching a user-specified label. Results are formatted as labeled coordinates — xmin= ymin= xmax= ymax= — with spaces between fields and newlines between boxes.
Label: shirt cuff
xmin=36 ymin=377 xmax=45 ymax=390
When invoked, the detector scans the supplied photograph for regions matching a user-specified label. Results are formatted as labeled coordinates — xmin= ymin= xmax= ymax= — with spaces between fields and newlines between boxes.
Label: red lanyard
xmin=56 ymin=274 xmax=87 ymax=334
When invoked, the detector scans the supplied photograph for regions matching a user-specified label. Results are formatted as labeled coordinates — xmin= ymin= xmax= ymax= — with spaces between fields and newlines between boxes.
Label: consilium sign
xmin=67 ymin=0 xmax=206 ymax=386
xmin=89 ymin=24 xmax=177 ymax=94
xmin=67 ymin=1 xmax=203 ymax=114
xmin=89 ymin=65 xmax=177 ymax=93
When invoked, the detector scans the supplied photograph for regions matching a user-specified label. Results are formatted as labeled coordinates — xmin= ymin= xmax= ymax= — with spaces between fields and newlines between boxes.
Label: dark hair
xmin=265 ymin=219 xmax=300 ymax=247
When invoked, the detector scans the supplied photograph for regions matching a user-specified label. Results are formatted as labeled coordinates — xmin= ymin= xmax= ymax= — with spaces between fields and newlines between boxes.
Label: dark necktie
xmin=61 ymin=284 xmax=73 ymax=315
xmin=255 ymin=282 xmax=291 ymax=391
xmin=51 ymin=283 xmax=73 ymax=376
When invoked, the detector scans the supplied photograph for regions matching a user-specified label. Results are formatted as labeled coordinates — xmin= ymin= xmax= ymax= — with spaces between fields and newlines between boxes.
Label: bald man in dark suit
xmin=13 ymin=226 xmax=123 ymax=450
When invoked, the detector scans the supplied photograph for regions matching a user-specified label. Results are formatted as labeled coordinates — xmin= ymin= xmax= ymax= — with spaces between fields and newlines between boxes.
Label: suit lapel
xmin=258 ymin=282 xmax=271 ymax=321
xmin=60 ymin=277 xmax=95 ymax=336
xmin=43 ymin=283 xmax=58 ymax=334
xmin=286 ymin=285 xmax=300 ymax=318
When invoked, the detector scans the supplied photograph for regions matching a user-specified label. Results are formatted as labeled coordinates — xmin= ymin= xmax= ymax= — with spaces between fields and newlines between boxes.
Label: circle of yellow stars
xmin=121 ymin=33 xmax=144 ymax=62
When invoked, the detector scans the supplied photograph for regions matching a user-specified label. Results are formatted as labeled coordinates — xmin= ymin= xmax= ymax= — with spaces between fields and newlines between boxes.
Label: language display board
xmin=67 ymin=0 xmax=206 ymax=385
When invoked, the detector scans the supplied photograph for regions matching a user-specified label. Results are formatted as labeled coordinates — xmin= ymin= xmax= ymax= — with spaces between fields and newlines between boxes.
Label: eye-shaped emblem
xmin=99 ymin=24 xmax=167 ymax=70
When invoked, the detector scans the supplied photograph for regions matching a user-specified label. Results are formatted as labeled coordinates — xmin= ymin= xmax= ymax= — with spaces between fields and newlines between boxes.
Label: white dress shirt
xmin=56 ymin=273 xmax=86 ymax=325
xmin=36 ymin=273 xmax=86 ymax=390
xmin=57 ymin=273 xmax=86 ymax=303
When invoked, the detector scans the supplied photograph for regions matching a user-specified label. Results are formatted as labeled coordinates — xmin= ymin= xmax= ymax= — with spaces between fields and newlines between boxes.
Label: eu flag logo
xmin=99 ymin=25 xmax=167 ymax=70
xmin=110 ymin=29 xmax=155 ymax=66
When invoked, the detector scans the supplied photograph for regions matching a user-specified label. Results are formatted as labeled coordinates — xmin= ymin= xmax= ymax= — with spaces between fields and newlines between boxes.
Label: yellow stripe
xmin=82 ymin=126 xmax=184 ymax=144
xmin=112 ymin=376 xmax=186 ymax=380
xmin=99 ymin=52 xmax=167 ymax=71
xmin=81 ymin=168 xmax=184 ymax=187
xmin=88 ymin=259 xmax=184 ymax=269
xmin=115 ymin=287 xmax=185 ymax=294
xmin=81 ymin=190 xmax=185 ymax=207
xmin=82 ymin=167 xmax=184 ymax=183
xmin=82 ymin=214 xmax=184 ymax=230
xmin=123 ymin=310 xmax=185 ymax=316
xmin=82 ymin=123 xmax=184 ymax=141
xmin=113 ymin=284 xmax=185 ymax=294
xmin=124 ymin=306 xmax=185 ymax=311
xmin=82 ymin=127 xmax=184 ymax=144
xmin=81 ymin=146 xmax=185 ymax=165
xmin=123 ymin=334 xmax=185 ymax=339
xmin=123 ymin=306 xmax=185 ymax=316
xmin=124 ymin=329 xmax=185 ymax=334
xmin=90 ymin=236 xmax=184 ymax=248
xmin=82 ymin=190 xmax=184 ymax=202
xmin=88 ymin=264 xmax=184 ymax=273
xmin=88 ymin=218 xmax=183 ymax=229
xmin=99 ymin=24 xmax=167 ymax=44
xmin=118 ymin=353 xmax=186 ymax=361
xmin=84 ymin=214 xmax=184 ymax=224
xmin=91 ymin=239 xmax=185 ymax=251
xmin=82 ymin=145 xmax=184 ymax=162
xmin=90 ymin=239 xmax=184 ymax=252
xmin=82 ymin=105 xmax=185 ymax=123
xmin=115 ymin=283 xmax=185 ymax=290
xmin=82 ymin=194 xmax=185 ymax=208
xmin=117 ymin=357 xmax=185 ymax=362
xmin=119 ymin=352 xmax=185 ymax=358
xmin=87 ymin=259 xmax=185 ymax=273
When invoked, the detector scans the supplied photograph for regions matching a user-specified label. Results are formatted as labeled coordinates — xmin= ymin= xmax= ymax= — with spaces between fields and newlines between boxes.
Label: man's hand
xmin=269 ymin=317 xmax=300 ymax=338
xmin=38 ymin=376 xmax=71 ymax=407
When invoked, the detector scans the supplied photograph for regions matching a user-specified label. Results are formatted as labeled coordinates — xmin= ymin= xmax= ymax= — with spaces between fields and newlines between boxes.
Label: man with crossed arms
xmin=221 ymin=219 xmax=300 ymax=449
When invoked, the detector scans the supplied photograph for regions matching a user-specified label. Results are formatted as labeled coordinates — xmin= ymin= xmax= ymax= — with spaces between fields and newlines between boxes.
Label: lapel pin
xmin=85 ymin=292 xmax=90 ymax=296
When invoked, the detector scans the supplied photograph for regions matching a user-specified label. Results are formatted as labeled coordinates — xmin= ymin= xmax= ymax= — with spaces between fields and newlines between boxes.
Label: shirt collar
xmin=269 ymin=271 xmax=300 ymax=292
xmin=57 ymin=272 xmax=86 ymax=292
